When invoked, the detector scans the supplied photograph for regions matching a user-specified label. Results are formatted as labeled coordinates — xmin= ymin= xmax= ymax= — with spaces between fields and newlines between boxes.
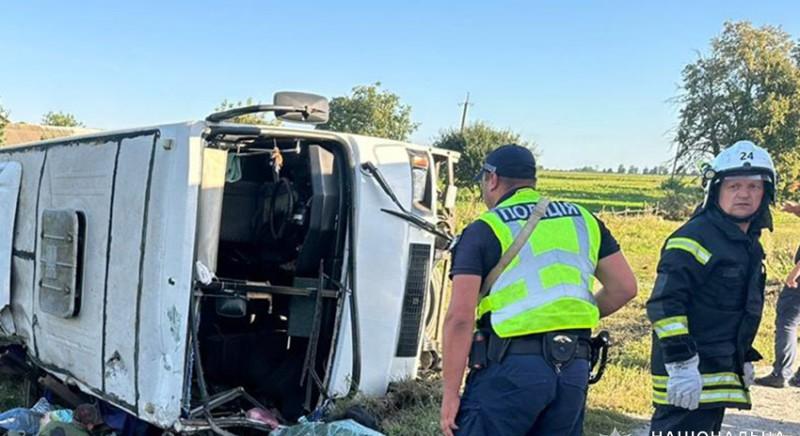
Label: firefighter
xmin=647 ymin=140 xmax=776 ymax=433
xmin=439 ymin=144 xmax=638 ymax=436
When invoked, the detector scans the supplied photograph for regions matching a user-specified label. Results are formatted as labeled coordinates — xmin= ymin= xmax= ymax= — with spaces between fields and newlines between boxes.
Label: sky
xmin=2 ymin=1 xmax=799 ymax=169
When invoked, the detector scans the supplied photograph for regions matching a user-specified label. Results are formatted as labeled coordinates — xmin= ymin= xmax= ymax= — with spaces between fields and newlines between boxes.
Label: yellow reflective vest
xmin=477 ymin=188 xmax=601 ymax=338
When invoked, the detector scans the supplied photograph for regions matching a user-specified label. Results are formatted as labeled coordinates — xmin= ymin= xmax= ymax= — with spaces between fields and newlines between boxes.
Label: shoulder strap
xmin=479 ymin=198 xmax=550 ymax=299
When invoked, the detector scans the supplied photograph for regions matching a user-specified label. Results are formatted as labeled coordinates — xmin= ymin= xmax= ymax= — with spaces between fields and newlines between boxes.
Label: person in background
xmin=754 ymin=201 xmax=800 ymax=388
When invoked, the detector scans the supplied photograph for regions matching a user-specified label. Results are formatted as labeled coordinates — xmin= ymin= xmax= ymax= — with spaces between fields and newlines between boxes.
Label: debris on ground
xmin=246 ymin=407 xmax=282 ymax=430
xmin=0 ymin=397 xmax=55 ymax=435
xmin=323 ymin=378 xmax=443 ymax=435
xmin=0 ymin=398 xmax=107 ymax=436
xmin=270 ymin=418 xmax=384 ymax=436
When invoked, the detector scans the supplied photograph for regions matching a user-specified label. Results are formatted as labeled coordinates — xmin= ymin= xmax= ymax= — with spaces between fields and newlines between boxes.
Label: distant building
xmin=2 ymin=123 xmax=98 ymax=146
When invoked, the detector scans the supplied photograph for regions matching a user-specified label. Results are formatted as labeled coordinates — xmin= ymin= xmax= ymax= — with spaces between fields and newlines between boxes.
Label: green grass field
xmin=454 ymin=170 xmax=674 ymax=231
xmin=537 ymin=170 xmax=671 ymax=212
xmin=459 ymin=169 xmax=671 ymax=206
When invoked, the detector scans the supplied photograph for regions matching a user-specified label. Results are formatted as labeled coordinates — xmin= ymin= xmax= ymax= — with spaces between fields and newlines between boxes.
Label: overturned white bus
xmin=0 ymin=92 xmax=459 ymax=433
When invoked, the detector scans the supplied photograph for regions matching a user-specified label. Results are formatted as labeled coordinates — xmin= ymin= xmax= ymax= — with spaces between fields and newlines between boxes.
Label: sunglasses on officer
xmin=474 ymin=163 xmax=497 ymax=182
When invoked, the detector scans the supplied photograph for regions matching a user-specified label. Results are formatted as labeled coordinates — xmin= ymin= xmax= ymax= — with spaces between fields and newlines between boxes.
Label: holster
xmin=588 ymin=331 xmax=610 ymax=385
xmin=468 ymin=329 xmax=489 ymax=370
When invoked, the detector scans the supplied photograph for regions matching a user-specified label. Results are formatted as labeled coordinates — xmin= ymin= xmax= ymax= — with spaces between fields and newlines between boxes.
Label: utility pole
xmin=459 ymin=92 xmax=472 ymax=133
xmin=670 ymin=144 xmax=681 ymax=180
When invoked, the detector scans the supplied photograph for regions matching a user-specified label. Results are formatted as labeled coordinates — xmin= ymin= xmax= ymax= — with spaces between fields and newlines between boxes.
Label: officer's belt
xmin=487 ymin=331 xmax=592 ymax=362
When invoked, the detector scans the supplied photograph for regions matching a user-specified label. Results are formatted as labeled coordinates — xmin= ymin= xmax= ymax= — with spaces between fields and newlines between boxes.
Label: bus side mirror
xmin=274 ymin=92 xmax=329 ymax=124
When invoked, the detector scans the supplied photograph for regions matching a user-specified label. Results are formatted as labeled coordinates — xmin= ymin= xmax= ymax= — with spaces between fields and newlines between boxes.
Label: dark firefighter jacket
xmin=646 ymin=207 xmax=767 ymax=410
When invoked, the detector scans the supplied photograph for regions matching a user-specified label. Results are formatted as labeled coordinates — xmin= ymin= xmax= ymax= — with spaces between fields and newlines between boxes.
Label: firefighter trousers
xmin=649 ymin=405 xmax=725 ymax=434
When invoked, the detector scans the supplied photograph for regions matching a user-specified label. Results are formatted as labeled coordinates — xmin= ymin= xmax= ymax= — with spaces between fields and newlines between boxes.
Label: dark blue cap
xmin=474 ymin=144 xmax=537 ymax=181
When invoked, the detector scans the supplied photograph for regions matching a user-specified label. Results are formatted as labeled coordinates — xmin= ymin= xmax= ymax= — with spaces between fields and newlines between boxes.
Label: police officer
xmin=439 ymin=144 xmax=638 ymax=436
xmin=647 ymin=140 xmax=776 ymax=433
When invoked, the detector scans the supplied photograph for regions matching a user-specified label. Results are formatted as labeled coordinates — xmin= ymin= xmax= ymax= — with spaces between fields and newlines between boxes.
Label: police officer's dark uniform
xmin=450 ymin=145 xmax=621 ymax=435
xmin=646 ymin=142 xmax=775 ymax=432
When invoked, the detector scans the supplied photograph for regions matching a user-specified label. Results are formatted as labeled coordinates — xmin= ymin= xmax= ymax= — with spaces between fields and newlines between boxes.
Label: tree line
xmin=569 ymin=165 xmax=679 ymax=175
xmin=0 ymin=107 xmax=86 ymax=145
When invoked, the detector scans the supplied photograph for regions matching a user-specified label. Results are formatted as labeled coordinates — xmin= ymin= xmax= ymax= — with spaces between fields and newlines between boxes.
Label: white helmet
xmin=701 ymin=140 xmax=777 ymax=205
xmin=700 ymin=141 xmax=778 ymax=218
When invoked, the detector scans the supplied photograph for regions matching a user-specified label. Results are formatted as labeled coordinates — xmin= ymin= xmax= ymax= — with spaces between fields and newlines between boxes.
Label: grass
xmin=0 ymin=377 xmax=25 ymax=411
xmin=537 ymin=170 xmax=671 ymax=213
xmin=329 ymin=378 xmax=444 ymax=436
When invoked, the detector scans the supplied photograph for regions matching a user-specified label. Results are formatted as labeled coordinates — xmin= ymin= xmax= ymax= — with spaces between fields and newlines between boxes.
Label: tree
xmin=617 ymin=165 xmax=626 ymax=174
xmin=319 ymin=82 xmax=418 ymax=141
xmin=41 ymin=111 xmax=84 ymax=127
xmin=674 ymin=21 xmax=800 ymax=195
xmin=628 ymin=165 xmax=639 ymax=175
xmin=0 ymin=102 xmax=8 ymax=145
xmin=793 ymin=42 xmax=800 ymax=65
xmin=214 ymin=98 xmax=282 ymax=126
xmin=432 ymin=121 xmax=537 ymax=186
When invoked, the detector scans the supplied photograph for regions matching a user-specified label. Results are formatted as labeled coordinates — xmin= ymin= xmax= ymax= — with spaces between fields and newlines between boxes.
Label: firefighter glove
xmin=664 ymin=354 xmax=702 ymax=410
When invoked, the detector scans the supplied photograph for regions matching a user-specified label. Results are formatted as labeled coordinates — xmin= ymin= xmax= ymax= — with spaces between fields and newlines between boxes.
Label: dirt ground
xmin=720 ymin=384 xmax=800 ymax=435
xmin=631 ymin=381 xmax=800 ymax=436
